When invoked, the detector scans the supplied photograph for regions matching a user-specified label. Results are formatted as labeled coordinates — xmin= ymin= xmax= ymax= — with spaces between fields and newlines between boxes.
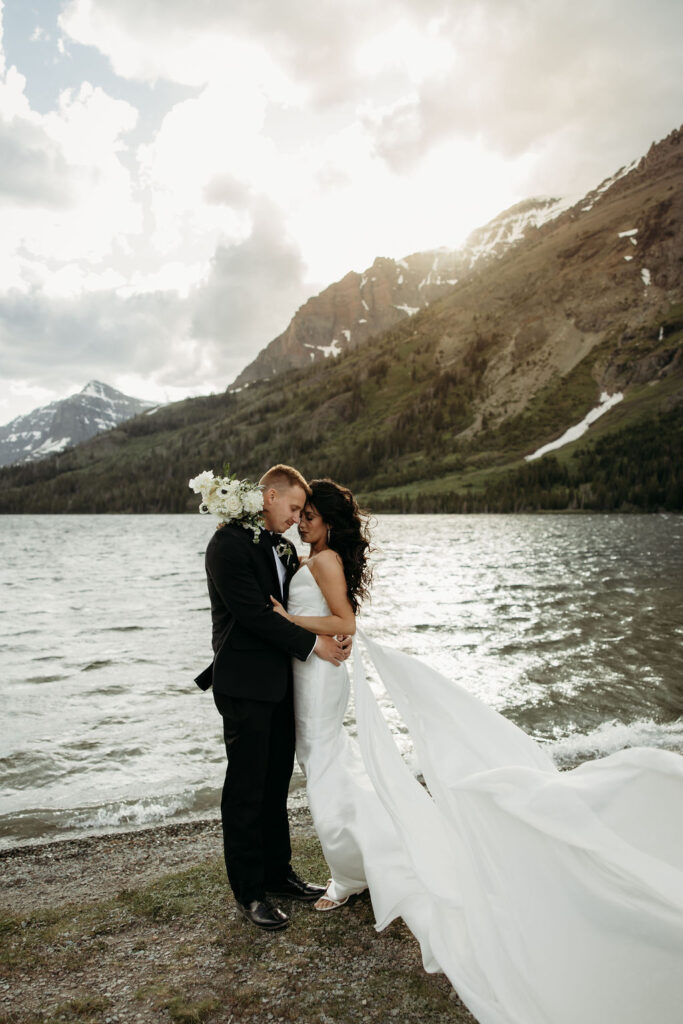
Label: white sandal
xmin=314 ymin=880 xmax=350 ymax=912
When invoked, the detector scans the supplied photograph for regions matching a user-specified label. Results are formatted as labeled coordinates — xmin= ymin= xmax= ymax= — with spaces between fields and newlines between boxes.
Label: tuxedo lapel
xmin=258 ymin=530 xmax=283 ymax=599
xmin=280 ymin=542 xmax=299 ymax=606
xmin=283 ymin=558 xmax=295 ymax=606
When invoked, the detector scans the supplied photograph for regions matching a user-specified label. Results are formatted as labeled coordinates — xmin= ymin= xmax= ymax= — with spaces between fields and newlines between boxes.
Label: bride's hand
xmin=270 ymin=595 xmax=290 ymax=619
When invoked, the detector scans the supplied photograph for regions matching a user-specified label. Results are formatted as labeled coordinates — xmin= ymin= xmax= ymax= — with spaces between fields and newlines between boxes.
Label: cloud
xmin=0 ymin=66 xmax=140 ymax=266
xmin=58 ymin=0 xmax=683 ymax=197
xmin=2 ymin=0 xmax=681 ymax=426
xmin=0 ymin=56 xmax=74 ymax=208
xmin=366 ymin=0 xmax=683 ymax=191
xmin=0 ymin=287 xmax=188 ymax=381
xmin=0 ymin=194 xmax=311 ymax=408
xmin=58 ymin=0 xmax=372 ymax=99
xmin=191 ymin=197 xmax=311 ymax=361
xmin=0 ymin=114 xmax=72 ymax=207
xmin=203 ymin=174 xmax=253 ymax=208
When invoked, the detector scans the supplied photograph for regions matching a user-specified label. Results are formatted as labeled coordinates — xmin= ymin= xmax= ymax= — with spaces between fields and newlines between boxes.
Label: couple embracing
xmin=192 ymin=463 xmax=683 ymax=1024
xmin=193 ymin=463 xmax=372 ymax=931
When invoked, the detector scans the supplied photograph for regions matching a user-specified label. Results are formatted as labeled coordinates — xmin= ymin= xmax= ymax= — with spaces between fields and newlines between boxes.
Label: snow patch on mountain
xmin=318 ymin=339 xmax=342 ymax=358
xmin=579 ymin=159 xmax=639 ymax=213
xmin=463 ymin=196 xmax=574 ymax=268
xmin=525 ymin=393 xmax=624 ymax=462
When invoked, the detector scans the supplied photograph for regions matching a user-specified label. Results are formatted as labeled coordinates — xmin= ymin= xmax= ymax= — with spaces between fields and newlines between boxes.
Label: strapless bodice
xmin=288 ymin=563 xmax=330 ymax=617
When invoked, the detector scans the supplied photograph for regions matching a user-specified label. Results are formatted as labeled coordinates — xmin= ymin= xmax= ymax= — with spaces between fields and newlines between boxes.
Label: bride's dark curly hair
xmin=308 ymin=479 xmax=373 ymax=613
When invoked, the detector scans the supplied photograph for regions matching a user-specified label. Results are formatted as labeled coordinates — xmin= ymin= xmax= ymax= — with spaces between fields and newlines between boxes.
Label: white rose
xmin=189 ymin=470 xmax=214 ymax=494
xmin=216 ymin=491 xmax=243 ymax=519
xmin=243 ymin=488 xmax=264 ymax=514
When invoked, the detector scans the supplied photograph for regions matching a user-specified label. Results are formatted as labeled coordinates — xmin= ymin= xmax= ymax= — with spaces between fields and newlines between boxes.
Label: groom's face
xmin=262 ymin=483 xmax=307 ymax=534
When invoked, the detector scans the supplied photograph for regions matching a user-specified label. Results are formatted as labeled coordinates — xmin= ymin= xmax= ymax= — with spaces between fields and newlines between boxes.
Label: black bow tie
xmin=262 ymin=531 xmax=283 ymax=549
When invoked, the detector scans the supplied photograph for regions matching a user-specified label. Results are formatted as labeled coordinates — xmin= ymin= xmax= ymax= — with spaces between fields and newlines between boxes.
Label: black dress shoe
xmin=236 ymin=898 xmax=289 ymax=931
xmin=265 ymin=870 xmax=326 ymax=902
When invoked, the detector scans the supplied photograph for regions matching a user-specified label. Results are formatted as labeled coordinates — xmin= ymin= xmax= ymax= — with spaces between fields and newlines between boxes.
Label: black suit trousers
xmin=213 ymin=684 xmax=295 ymax=904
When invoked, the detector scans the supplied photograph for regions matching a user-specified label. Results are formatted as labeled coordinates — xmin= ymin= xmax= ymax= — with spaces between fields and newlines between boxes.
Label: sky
xmin=0 ymin=0 xmax=681 ymax=424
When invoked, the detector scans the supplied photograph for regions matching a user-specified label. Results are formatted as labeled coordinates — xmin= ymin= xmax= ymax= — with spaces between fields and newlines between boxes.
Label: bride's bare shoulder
xmin=309 ymin=548 xmax=344 ymax=576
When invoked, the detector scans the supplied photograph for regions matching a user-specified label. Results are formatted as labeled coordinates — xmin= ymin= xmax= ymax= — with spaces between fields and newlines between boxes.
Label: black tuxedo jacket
xmin=195 ymin=523 xmax=315 ymax=702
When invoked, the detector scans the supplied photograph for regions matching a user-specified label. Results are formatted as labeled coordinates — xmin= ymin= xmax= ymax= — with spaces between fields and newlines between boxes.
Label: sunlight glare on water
xmin=1 ymin=513 xmax=681 ymax=847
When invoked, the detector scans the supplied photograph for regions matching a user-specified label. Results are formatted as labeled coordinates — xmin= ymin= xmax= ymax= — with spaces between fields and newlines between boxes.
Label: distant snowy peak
xmin=0 ymin=383 xmax=158 ymax=467
xmin=80 ymin=380 xmax=118 ymax=399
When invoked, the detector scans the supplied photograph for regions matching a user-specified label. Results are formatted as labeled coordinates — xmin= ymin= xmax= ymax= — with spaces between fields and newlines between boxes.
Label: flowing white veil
xmin=352 ymin=630 xmax=683 ymax=1024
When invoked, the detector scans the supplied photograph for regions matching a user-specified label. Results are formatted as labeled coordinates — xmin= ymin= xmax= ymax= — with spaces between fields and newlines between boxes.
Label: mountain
xmin=0 ymin=381 xmax=157 ymax=468
xmin=0 ymin=127 xmax=681 ymax=513
xmin=231 ymin=197 xmax=569 ymax=387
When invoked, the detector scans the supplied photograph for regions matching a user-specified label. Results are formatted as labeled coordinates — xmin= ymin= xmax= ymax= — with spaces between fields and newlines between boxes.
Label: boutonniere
xmin=275 ymin=539 xmax=295 ymax=562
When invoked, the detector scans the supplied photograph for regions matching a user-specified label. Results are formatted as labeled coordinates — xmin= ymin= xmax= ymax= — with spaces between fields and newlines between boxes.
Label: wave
xmin=0 ymin=788 xmax=221 ymax=849
xmin=88 ymin=793 xmax=203 ymax=829
xmin=548 ymin=717 xmax=683 ymax=768
xmin=24 ymin=673 xmax=68 ymax=684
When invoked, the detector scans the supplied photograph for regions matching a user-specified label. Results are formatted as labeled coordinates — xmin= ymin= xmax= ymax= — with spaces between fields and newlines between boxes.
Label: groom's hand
xmin=314 ymin=634 xmax=348 ymax=666
xmin=337 ymin=635 xmax=352 ymax=660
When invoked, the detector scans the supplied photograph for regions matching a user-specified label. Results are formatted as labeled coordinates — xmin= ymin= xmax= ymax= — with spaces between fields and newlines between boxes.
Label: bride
xmin=272 ymin=479 xmax=683 ymax=1024
xmin=271 ymin=477 xmax=373 ymax=910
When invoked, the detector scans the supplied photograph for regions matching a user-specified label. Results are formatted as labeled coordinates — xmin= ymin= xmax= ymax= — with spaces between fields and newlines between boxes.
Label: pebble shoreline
xmin=0 ymin=811 xmax=315 ymax=917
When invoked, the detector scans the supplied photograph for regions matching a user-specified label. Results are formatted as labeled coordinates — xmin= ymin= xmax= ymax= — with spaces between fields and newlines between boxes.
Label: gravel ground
xmin=1 ymin=817 xmax=256 ymax=917
xmin=0 ymin=813 xmax=478 ymax=1024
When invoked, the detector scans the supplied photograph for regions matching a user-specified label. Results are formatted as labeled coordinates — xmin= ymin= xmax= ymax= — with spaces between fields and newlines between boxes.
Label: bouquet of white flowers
xmin=189 ymin=465 xmax=264 ymax=541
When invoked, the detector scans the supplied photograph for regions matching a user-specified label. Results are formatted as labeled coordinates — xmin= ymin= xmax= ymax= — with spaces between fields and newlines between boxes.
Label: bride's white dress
xmin=289 ymin=564 xmax=683 ymax=1024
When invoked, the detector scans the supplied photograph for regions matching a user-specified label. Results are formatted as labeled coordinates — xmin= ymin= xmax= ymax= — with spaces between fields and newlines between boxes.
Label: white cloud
xmin=59 ymin=0 xmax=309 ymax=96
xmin=354 ymin=17 xmax=456 ymax=86
xmin=0 ymin=59 xmax=141 ymax=275
xmin=365 ymin=0 xmax=683 ymax=192
xmin=0 ymin=0 xmax=681 ymax=425
xmin=0 ymin=378 xmax=55 ymax=421
xmin=190 ymin=196 xmax=310 ymax=354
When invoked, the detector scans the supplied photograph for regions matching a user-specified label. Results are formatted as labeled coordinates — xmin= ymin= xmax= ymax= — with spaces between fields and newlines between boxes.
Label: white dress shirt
xmin=269 ymin=535 xmax=319 ymax=660
xmin=271 ymin=546 xmax=286 ymax=597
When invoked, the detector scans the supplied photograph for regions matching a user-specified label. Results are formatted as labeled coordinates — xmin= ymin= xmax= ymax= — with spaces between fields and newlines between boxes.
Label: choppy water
xmin=1 ymin=514 xmax=682 ymax=849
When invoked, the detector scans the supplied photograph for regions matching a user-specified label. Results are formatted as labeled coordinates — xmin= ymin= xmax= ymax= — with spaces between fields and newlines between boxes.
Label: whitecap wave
xmin=0 ymin=788 xmax=222 ymax=848
xmin=549 ymin=718 xmax=683 ymax=768
xmin=88 ymin=793 xmax=194 ymax=829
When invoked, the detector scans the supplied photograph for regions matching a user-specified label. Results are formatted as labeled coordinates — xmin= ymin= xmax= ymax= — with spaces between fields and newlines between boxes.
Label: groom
xmin=196 ymin=463 xmax=349 ymax=930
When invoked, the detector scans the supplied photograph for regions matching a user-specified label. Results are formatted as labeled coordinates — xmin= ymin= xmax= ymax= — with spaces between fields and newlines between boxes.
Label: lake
xmin=1 ymin=513 xmax=681 ymax=848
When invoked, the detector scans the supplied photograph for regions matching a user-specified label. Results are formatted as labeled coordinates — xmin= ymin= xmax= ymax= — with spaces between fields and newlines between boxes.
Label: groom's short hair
xmin=260 ymin=464 xmax=311 ymax=496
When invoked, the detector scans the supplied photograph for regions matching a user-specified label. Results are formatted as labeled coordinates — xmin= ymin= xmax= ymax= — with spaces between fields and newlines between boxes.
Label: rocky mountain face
xmin=231 ymin=197 xmax=568 ymax=387
xmin=431 ymin=126 xmax=682 ymax=440
xmin=0 ymin=381 xmax=157 ymax=467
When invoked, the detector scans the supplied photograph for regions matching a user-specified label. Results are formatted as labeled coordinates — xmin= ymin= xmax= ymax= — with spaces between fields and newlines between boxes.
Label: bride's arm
xmin=271 ymin=550 xmax=356 ymax=635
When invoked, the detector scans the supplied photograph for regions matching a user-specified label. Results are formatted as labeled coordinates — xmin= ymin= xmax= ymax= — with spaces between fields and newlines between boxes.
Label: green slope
xmin=0 ymin=302 xmax=680 ymax=513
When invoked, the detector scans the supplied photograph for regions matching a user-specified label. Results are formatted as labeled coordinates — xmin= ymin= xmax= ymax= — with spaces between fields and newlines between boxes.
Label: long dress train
xmin=290 ymin=565 xmax=683 ymax=1024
